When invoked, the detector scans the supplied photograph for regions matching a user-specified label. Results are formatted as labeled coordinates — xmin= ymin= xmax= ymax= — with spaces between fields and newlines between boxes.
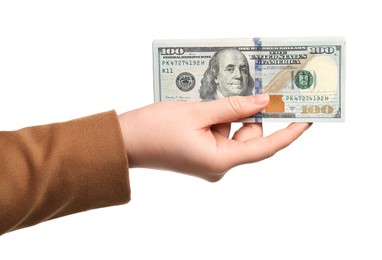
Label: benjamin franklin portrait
xmin=199 ymin=48 xmax=254 ymax=101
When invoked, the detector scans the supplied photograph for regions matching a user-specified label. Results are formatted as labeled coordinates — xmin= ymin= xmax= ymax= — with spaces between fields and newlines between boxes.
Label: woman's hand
xmin=118 ymin=94 xmax=311 ymax=182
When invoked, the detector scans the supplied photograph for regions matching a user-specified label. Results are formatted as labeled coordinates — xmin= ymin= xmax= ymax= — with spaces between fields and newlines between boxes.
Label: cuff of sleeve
xmin=51 ymin=110 xmax=131 ymax=217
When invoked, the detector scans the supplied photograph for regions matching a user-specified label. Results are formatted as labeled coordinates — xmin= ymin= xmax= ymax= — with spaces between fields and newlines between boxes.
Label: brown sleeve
xmin=0 ymin=111 xmax=130 ymax=235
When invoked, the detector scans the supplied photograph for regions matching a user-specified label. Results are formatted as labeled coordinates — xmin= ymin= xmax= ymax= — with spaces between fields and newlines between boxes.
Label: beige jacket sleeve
xmin=0 ymin=111 xmax=131 ymax=235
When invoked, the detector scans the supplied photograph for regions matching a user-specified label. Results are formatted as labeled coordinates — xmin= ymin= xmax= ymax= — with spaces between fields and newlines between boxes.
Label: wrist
xmin=118 ymin=112 xmax=136 ymax=168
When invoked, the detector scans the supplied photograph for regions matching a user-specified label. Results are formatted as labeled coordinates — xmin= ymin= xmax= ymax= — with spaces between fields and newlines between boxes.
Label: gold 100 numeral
xmin=301 ymin=105 xmax=334 ymax=114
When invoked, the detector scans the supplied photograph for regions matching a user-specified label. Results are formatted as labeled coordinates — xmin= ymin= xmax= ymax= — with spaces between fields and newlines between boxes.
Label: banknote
xmin=153 ymin=37 xmax=345 ymax=122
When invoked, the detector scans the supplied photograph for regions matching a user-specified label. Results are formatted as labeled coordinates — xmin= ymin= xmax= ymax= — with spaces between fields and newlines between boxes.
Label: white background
xmin=0 ymin=1 xmax=381 ymax=259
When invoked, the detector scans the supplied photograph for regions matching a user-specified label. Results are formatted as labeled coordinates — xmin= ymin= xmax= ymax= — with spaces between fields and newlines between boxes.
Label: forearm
xmin=0 ymin=111 xmax=131 ymax=235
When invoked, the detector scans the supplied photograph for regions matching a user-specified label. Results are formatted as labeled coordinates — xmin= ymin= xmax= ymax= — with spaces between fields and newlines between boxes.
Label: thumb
xmin=196 ymin=94 xmax=270 ymax=125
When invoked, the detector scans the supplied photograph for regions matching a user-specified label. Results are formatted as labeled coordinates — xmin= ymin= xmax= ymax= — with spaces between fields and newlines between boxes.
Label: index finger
xmin=228 ymin=122 xmax=312 ymax=166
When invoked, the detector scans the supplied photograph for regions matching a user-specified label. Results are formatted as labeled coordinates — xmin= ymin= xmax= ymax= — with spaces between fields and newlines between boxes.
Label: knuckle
xmin=202 ymin=159 xmax=230 ymax=182
xmin=226 ymin=96 xmax=243 ymax=116
xmin=261 ymin=138 xmax=278 ymax=159
xmin=204 ymin=174 xmax=224 ymax=183
xmin=267 ymin=144 xmax=278 ymax=159
xmin=266 ymin=146 xmax=277 ymax=159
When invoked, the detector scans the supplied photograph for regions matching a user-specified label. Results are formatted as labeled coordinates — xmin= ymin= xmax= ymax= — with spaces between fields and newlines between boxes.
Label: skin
xmin=215 ymin=50 xmax=250 ymax=97
xmin=118 ymin=94 xmax=311 ymax=182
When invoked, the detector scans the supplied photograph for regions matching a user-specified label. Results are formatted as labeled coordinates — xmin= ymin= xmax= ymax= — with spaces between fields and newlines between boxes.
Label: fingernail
xmin=292 ymin=122 xmax=313 ymax=130
xmin=252 ymin=94 xmax=269 ymax=105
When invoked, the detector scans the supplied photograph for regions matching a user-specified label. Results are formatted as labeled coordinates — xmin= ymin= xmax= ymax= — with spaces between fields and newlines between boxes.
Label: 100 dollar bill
xmin=153 ymin=37 xmax=345 ymax=122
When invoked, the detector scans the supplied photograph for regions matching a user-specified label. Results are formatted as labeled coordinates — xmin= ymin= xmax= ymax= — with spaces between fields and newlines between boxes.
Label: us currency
xmin=153 ymin=37 xmax=345 ymax=122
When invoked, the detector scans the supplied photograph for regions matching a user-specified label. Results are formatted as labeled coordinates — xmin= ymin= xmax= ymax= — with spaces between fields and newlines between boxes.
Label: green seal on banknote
xmin=294 ymin=70 xmax=314 ymax=89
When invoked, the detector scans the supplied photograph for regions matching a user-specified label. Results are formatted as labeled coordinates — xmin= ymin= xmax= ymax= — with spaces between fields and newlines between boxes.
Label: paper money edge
xmin=152 ymin=37 xmax=346 ymax=122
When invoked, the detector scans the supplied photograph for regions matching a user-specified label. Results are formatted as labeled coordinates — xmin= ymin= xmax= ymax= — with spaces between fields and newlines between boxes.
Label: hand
xmin=118 ymin=94 xmax=311 ymax=182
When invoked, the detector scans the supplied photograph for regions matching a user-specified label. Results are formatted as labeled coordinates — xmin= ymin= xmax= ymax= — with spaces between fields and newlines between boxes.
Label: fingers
xmin=232 ymin=123 xmax=263 ymax=142
xmin=227 ymin=122 xmax=312 ymax=166
xmin=264 ymin=122 xmax=312 ymax=153
xmin=211 ymin=123 xmax=231 ymax=139
xmin=194 ymin=94 xmax=269 ymax=126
